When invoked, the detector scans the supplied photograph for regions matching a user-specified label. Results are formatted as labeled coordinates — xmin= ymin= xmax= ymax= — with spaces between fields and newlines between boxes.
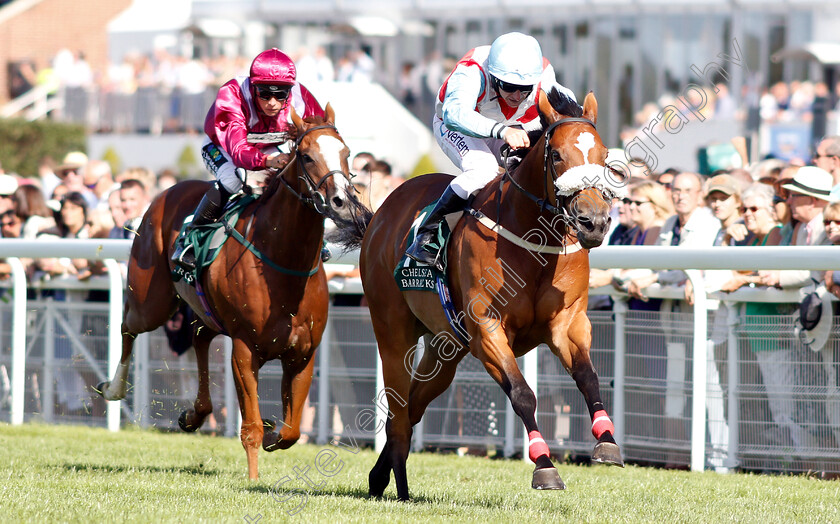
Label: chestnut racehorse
xmin=97 ymin=105 xmax=369 ymax=479
xmin=346 ymin=90 xmax=625 ymax=500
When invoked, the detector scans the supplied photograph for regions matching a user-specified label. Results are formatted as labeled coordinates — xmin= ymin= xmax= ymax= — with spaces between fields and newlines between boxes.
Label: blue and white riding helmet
xmin=487 ymin=32 xmax=544 ymax=87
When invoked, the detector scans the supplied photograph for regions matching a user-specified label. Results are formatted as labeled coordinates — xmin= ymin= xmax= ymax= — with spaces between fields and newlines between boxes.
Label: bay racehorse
xmin=341 ymin=89 xmax=625 ymax=500
xmin=97 ymin=105 xmax=370 ymax=479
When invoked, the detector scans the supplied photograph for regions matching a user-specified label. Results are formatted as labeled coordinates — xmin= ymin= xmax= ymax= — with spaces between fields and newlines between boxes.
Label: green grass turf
xmin=0 ymin=423 xmax=837 ymax=523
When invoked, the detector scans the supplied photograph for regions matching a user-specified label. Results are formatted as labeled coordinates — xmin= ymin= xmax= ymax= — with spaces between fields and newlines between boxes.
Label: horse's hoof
xmin=263 ymin=431 xmax=282 ymax=451
xmin=262 ymin=418 xmax=276 ymax=433
xmin=368 ymin=471 xmax=389 ymax=498
xmin=178 ymin=410 xmax=201 ymax=432
xmin=531 ymin=467 xmax=566 ymax=490
xmin=95 ymin=381 xmax=120 ymax=401
xmin=592 ymin=441 xmax=624 ymax=467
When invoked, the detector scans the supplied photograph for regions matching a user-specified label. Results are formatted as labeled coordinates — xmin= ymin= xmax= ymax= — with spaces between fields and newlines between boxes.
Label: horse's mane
xmin=539 ymin=87 xmax=583 ymax=129
xmin=509 ymin=88 xmax=585 ymax=167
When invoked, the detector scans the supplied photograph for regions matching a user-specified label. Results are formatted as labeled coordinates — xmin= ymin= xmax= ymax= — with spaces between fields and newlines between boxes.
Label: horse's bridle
xmin=277 ymin=124 xmax=348 ymax=216
xmin=503 ymin=116 xmax=611 ymax=230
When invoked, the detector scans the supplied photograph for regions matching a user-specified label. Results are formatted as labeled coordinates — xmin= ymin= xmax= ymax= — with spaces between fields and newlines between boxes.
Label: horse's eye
xmin=301 ymin=154 xmax=314 ymax=163
xmin=551 ymin=150 xmax=562 ymax=163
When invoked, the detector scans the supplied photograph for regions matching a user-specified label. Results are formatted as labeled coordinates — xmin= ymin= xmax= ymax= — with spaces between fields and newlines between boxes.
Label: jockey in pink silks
xmin=173 ymin=48 xmax=325 ymax=270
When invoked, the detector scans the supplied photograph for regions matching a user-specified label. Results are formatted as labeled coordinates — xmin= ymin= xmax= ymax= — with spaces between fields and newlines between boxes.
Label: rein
xmin=485 ymin=116 xmax=600 ymax=252
xmin=228 ymin=124 xmax=348 ymax=279
xmin=503 ymin=116 xmax=597 ymax=218
xmin=277 ymin=124 xmax=346 ymax=216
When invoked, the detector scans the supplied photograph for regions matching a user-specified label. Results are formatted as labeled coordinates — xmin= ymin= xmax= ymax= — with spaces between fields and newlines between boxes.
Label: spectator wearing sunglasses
xmin=406 ymin=32 xmax=575 ymax=265
xmin=172 ymin=48 xmax=325 ymax=271
xmin=0 ymin=174 xmax=18 ymax=234
xmin=813 ymin=135 xmax=840 ymax=201
xmin=0 ymin=210 xmax=24 ymax=280
xmin=54 ymin=151 xmax=97 ymax=209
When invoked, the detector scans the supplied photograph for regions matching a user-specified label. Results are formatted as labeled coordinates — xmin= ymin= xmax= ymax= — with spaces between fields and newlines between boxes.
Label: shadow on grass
xmin=57 ymin=462 xmax=221 ymax=476
xmin=248 ymin=482 xmax=573 ymax=512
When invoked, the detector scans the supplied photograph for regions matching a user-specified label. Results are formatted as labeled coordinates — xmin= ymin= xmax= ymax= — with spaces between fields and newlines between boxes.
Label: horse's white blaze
xmin=316 ymin=135 xmax=350 ymax=191
xmin=574 ymin=132 xmax=596 ymax=165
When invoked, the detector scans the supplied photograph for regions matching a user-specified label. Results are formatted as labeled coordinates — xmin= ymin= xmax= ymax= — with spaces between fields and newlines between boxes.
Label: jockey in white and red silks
xmin=405 ymin=32 xmax=576 ymax=266
xmin=173 ymin=48 xmax=325 ymax=271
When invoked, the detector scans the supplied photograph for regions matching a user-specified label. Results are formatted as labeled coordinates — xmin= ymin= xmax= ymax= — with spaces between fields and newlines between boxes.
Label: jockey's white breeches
xmin=201 ymin=137 xmax=243 ymax=194
xmin=433 ymin=115 xmax=505 ymax=199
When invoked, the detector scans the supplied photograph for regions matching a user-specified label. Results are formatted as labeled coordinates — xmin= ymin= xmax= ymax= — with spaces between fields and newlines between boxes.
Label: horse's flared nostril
xmin=332 ymin=196 xmax=345 ymax=208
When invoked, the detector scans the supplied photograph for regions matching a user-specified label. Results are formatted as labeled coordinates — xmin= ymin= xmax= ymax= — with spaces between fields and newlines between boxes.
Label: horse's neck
xmin=483 ymin=144 xmax=562 ymax=234
xmin=253 ymin=171 xmax=324 ymax=262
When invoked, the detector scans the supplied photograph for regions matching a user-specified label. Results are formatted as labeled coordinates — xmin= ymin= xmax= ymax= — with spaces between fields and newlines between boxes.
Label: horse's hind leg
xmin=97 ymin=252 xmax=179 ymax=400
xmin=97 ymin=292 xmax=179 ymax=401
xmin=263 ymin=350 xmax=316 ymax=451
xmin=407 ymin=333 xmax=469 ymax=426
xmin=179 ymin=323 xmax=216 ymax=432
xmin=555 ymin=311 xmax=623 ymax=467
xmin=368 ymin=316 xmax=419 ymax=501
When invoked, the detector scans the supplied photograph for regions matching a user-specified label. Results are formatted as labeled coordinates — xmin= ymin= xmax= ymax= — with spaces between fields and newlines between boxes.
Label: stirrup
xmin=405 ymin=232 xmax=439 ymax=266
xmin=173 ymin=244 xmax=196 ymax=271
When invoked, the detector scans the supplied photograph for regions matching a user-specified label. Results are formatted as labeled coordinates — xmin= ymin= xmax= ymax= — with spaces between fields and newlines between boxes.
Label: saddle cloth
xmin=171 ymin=194 xmax=257 ymax=285
xmin=393 ymin=199 xmax=469 ymax=344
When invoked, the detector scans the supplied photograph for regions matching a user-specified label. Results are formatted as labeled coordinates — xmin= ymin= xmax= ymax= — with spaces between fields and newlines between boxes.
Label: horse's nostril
xmin=332 ymin=196 xmax=344 ymax=208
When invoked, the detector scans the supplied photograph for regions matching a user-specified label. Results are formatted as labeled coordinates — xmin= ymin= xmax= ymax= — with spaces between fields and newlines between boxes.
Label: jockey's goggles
xmin=492 ymin=77 xmax=533 ymax=95
xmin=255 ymin=84 xmax=291 ymax=102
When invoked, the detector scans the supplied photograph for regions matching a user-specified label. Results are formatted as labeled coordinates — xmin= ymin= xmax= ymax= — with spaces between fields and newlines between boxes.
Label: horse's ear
xmin=324 ymin=103 xmax=335 ymax=125
xmin=583 ymin=92 xmax=598 ymax=125
xmin=290 ymin=105 xmax=304 ymax=131
xmin=538 ymin=89 xmax=559 ymax=121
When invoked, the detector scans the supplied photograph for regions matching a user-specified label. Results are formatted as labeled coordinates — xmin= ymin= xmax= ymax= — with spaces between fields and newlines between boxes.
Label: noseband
xmin=277 ymin=124 xmax=347 ymax=216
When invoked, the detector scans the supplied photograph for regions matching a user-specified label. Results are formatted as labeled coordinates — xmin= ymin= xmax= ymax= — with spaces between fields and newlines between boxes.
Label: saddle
xmin=171 ymin=194 xmax=258 ymax=285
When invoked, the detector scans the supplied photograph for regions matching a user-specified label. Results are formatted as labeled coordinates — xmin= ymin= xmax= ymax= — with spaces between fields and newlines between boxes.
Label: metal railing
xmin=1 ymin=241 xmax=839 ymax=475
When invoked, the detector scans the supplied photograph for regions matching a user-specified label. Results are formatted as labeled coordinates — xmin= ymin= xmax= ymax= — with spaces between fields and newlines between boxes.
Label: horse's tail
xmin=328 ymin=195 xmax=373 ymax=251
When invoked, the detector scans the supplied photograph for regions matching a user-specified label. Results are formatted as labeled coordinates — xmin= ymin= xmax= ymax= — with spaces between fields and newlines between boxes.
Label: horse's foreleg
xmin=179 ymin=323 xmax=216 ymax=432
xmin=263 ymin=352 xmax=316 ymax=451
xmin=560 ymin=312 xmax=624 ymax=467
xmin=231 ymin=338 xmax=263 ymax=480
xmin=478 ymin=335 xmax=565 ymax=490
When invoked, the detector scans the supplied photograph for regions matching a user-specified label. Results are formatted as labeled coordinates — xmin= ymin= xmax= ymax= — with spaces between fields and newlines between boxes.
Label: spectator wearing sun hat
xmin=55 ymin=151 xmax=97 ymax=208
xmin=758 ymin=166 xmax=834 ymax=290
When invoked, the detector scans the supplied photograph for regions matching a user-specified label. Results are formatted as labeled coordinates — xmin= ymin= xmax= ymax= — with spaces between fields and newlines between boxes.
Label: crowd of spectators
xmin=589 ymin=135 xmax=840 ymax=471
xmin=623 ymin=79 xmax=840 ymax=133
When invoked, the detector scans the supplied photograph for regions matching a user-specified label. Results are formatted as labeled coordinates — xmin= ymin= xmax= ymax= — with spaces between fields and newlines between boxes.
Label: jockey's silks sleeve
xmin=440 ymin=63 xmax=576 ymax=140
xmin=211 ymin=81 xmax=267 ymax=170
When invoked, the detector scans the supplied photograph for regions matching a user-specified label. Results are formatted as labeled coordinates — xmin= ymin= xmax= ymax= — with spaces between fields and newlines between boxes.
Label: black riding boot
xmin=405 ymin=186 xmax=468 ymax=266
xmin=171 ymin=183 xmax=230 ymax=271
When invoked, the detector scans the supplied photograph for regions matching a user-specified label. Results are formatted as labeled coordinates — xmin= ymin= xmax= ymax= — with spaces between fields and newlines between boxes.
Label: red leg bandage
xmin=528 ymin=430 xmax=550 ymax=462
xmin=591 ymin=410 xmax=615 ymax=439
